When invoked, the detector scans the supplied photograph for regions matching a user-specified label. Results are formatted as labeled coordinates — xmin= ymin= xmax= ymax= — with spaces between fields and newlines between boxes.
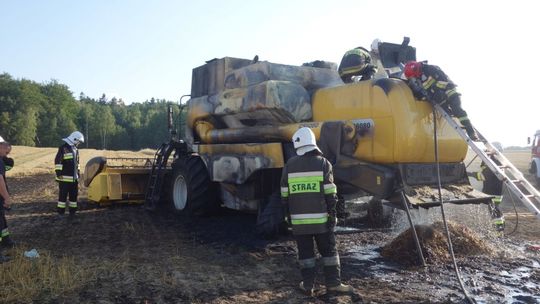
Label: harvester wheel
xmin=169 ymin=156 xmax=219 ymax=216
xmin=256 ymin=191 xmax=288 ymax=239
xmin=367 ymin=197 xmax=394 ymax=228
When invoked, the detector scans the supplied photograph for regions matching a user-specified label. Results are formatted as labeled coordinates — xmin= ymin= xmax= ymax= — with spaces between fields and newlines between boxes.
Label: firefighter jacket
xmin=2 ymin=157 xmax=13 ymax=171
xmin=418 ymin=64 xmax=459 ymax=104
xmin=479 ymin=161 xmax=503 ymax=196
xmin=280 ymin=152 xmax=338 ymax=235
xmin=54 ymin=143 xmax=80 ymax=183
xmin=0 ymin=158 xmax=7 ymax=205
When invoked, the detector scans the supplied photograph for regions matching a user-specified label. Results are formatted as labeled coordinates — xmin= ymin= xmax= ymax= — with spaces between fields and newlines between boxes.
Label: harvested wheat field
xmin=1 ymin=147 xmax=540 ymax=303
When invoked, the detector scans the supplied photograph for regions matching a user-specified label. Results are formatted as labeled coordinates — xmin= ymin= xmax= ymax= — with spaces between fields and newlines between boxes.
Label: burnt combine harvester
xmin=86 ymin=39 xmax=530 ymax=236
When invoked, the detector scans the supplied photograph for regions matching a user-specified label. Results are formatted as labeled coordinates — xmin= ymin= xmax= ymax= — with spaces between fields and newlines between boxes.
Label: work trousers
xmin=0 ymin=207 xmax=8 ymax=242
xmin=295 ymin=231 xmax=341 ymax=288
xmin=439 ymin=94 xmax=475 ymax=135
xmin=439 ymin=94 xmax=466 ymax=118
xmin=58 ymin=182 xmax=78 ymax=215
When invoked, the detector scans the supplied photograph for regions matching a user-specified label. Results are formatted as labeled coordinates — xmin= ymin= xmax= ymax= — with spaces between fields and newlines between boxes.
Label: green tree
xmin=93 ymin=105 xmax=116 ymax=149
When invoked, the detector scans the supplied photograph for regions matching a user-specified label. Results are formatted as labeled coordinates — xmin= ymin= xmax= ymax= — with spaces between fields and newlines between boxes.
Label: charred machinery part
xmin=367 ymin=197 xmax=395 ymax=228
xmin=84 ymin=156 xmax=107 ymax=187
xmin=256 ymin=191 xmax=288 ymax=238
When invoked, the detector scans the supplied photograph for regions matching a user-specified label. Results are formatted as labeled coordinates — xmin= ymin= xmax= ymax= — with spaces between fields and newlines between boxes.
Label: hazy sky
xmin=1 ymin=0 xmax=538 ymax=147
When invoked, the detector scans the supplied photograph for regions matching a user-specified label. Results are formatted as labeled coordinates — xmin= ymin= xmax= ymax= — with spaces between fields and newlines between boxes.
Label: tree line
xmin=0 ymin=73 xmax=185 ymax=150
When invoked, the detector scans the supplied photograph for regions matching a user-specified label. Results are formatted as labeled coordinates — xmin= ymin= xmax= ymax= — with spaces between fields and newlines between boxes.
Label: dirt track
xmin=1 ymin=149 xmax=540 ymax=303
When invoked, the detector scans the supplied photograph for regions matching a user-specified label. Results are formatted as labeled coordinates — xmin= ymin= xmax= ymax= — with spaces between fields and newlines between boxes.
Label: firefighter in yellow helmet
xmin=338 ymin=47 xmax=377 ymax=83
xmin=54 ymin=131 xmax=84 ymax=217
xmin=280 ymin=127 xmax=353 ymax=296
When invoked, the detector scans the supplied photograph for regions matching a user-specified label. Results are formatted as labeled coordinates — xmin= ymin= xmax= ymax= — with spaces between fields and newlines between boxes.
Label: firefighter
xmin=403 ymin=61 xmax=478 ymax=140
xmin=0 ymin=140 xmax=15 ymax=260
xmin=470 ymin=151 xmax=506 ymax=232
xmin=338 ymin=46 xmax=377 ymax=83
xmin=280 ymin=127 xmax=353 ymax=296
xmin=54 ymin=131 xmax=84 ymax=217
xmin=2 ymin=136 xmax=14 ymax=173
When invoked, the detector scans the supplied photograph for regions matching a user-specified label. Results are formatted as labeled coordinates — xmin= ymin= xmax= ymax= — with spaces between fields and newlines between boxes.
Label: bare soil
xmin=1 ymin=148 xmax=540 ymax=303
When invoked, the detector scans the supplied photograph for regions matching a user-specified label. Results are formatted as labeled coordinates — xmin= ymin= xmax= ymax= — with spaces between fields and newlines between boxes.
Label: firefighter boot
xmin=0 ymin=252 xmax=10 ymax=264
xmin=489 ymin=201 xmax=505 ymax=234
xmin=493 ymin=216 xmax=505 ymax=233
xmin=324 ymin=264 xmax=353 ymax=293
xmin=299 ymin=266 xmax=316 ymax=296
xmin=57 ymin=201 xmax=66 ymax=215
xmin=1 ymin=235 xmax=15 ymax=248
xmin=68 ymin=201 xmax=77 ymax=215
xmin=0 ymin=240 xmax=10 ymax=263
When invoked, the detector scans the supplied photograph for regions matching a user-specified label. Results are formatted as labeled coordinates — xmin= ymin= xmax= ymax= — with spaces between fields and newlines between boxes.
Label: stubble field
xmin=1 ymin=147 xmax=539 ymax=304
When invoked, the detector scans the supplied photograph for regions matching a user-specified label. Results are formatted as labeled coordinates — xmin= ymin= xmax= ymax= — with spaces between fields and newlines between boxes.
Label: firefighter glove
xmin=327 ymin=215 xmax=337 ymax=230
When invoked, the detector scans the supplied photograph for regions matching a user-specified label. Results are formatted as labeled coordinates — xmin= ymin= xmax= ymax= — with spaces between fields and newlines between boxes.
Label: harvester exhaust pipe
xmin=167 ymin=104 xmax=174 ymax=136
xmin=194 ymin=121 xmax=325 ymax=144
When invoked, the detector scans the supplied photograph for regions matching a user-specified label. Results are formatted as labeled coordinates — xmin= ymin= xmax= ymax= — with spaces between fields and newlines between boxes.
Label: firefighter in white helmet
xmin=280 ymin=127 xmax=353 ymax=296
xmin=54 ymin=131 xmax=84 ymax=217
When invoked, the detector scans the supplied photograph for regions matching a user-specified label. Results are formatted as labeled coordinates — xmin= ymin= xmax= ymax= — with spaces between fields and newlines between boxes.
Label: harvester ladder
xmin=433 ymin=104 xmax=540 ymax=220
xmin=145 ymin=142 xmax=173 ymax=210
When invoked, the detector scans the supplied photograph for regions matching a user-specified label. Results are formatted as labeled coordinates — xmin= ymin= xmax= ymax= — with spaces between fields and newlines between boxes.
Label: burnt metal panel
xmin=400 ymin=163 xmax=468 ymax=186
xmin=377 ymin=39 xmax=416 ymax=68
xmin=197 ymin=142 xmax=284 ymax=184
xmin=403 ymin=184 xmax=493 ymax=208
xmin=333 ymin=162 xmax=395 ymax=198
xmin=224 ymin=61 xmax=342 ymax=92
xmin=191 ymin=57 xmax=252 ymax=98
xmin=373 ymin=78 xmax=399 ymax=95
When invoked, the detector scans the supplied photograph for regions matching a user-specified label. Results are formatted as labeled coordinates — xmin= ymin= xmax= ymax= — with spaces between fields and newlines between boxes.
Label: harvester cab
xmin=371 ymin=37 xmax=416 ymax=78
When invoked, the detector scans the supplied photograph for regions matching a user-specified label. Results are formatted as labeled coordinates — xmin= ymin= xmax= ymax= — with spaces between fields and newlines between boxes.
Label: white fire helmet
xmin=292 ymin=127 xmax=321 ymax=156
xmin=63 ymin=131 xmax=85 ymax=146
xmin=0 ymin=135 xmax=4 ymax=143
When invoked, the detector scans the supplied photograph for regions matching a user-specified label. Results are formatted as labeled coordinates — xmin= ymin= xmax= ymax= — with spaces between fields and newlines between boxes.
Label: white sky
xmin=0 ymin=0 xmax=538 ymax=146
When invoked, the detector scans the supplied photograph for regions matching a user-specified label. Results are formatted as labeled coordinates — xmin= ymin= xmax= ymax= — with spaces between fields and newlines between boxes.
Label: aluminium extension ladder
xmin=433 ymin=104 xmax=540 ymax=220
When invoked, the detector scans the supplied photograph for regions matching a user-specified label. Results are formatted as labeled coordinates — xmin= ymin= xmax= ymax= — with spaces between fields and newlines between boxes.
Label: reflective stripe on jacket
xmin=54 ymin=143 xmax=79 ymax=183
xmin=280 ymin=153 xmax=338 ymax=235
xmin=420 ymin=64 xmax=459 ymax=103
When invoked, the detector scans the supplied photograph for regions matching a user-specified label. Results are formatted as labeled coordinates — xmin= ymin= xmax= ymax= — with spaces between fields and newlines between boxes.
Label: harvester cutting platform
xmin=84 ymin=38 xmax=540 ymax=236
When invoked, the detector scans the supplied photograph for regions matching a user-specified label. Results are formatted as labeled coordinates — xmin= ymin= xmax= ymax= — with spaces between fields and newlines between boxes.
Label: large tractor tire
xmin=169 ymin=155 xmax=219 ymax=216
xmin=367 ymin=197 xmax=394 ymax=228
xmin=256 ymin=191 xmax=288 ymax=239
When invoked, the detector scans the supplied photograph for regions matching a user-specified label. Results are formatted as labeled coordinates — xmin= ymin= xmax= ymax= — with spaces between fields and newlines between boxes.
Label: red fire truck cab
xmin=529 ymin=130 xmax=540 ymax=187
